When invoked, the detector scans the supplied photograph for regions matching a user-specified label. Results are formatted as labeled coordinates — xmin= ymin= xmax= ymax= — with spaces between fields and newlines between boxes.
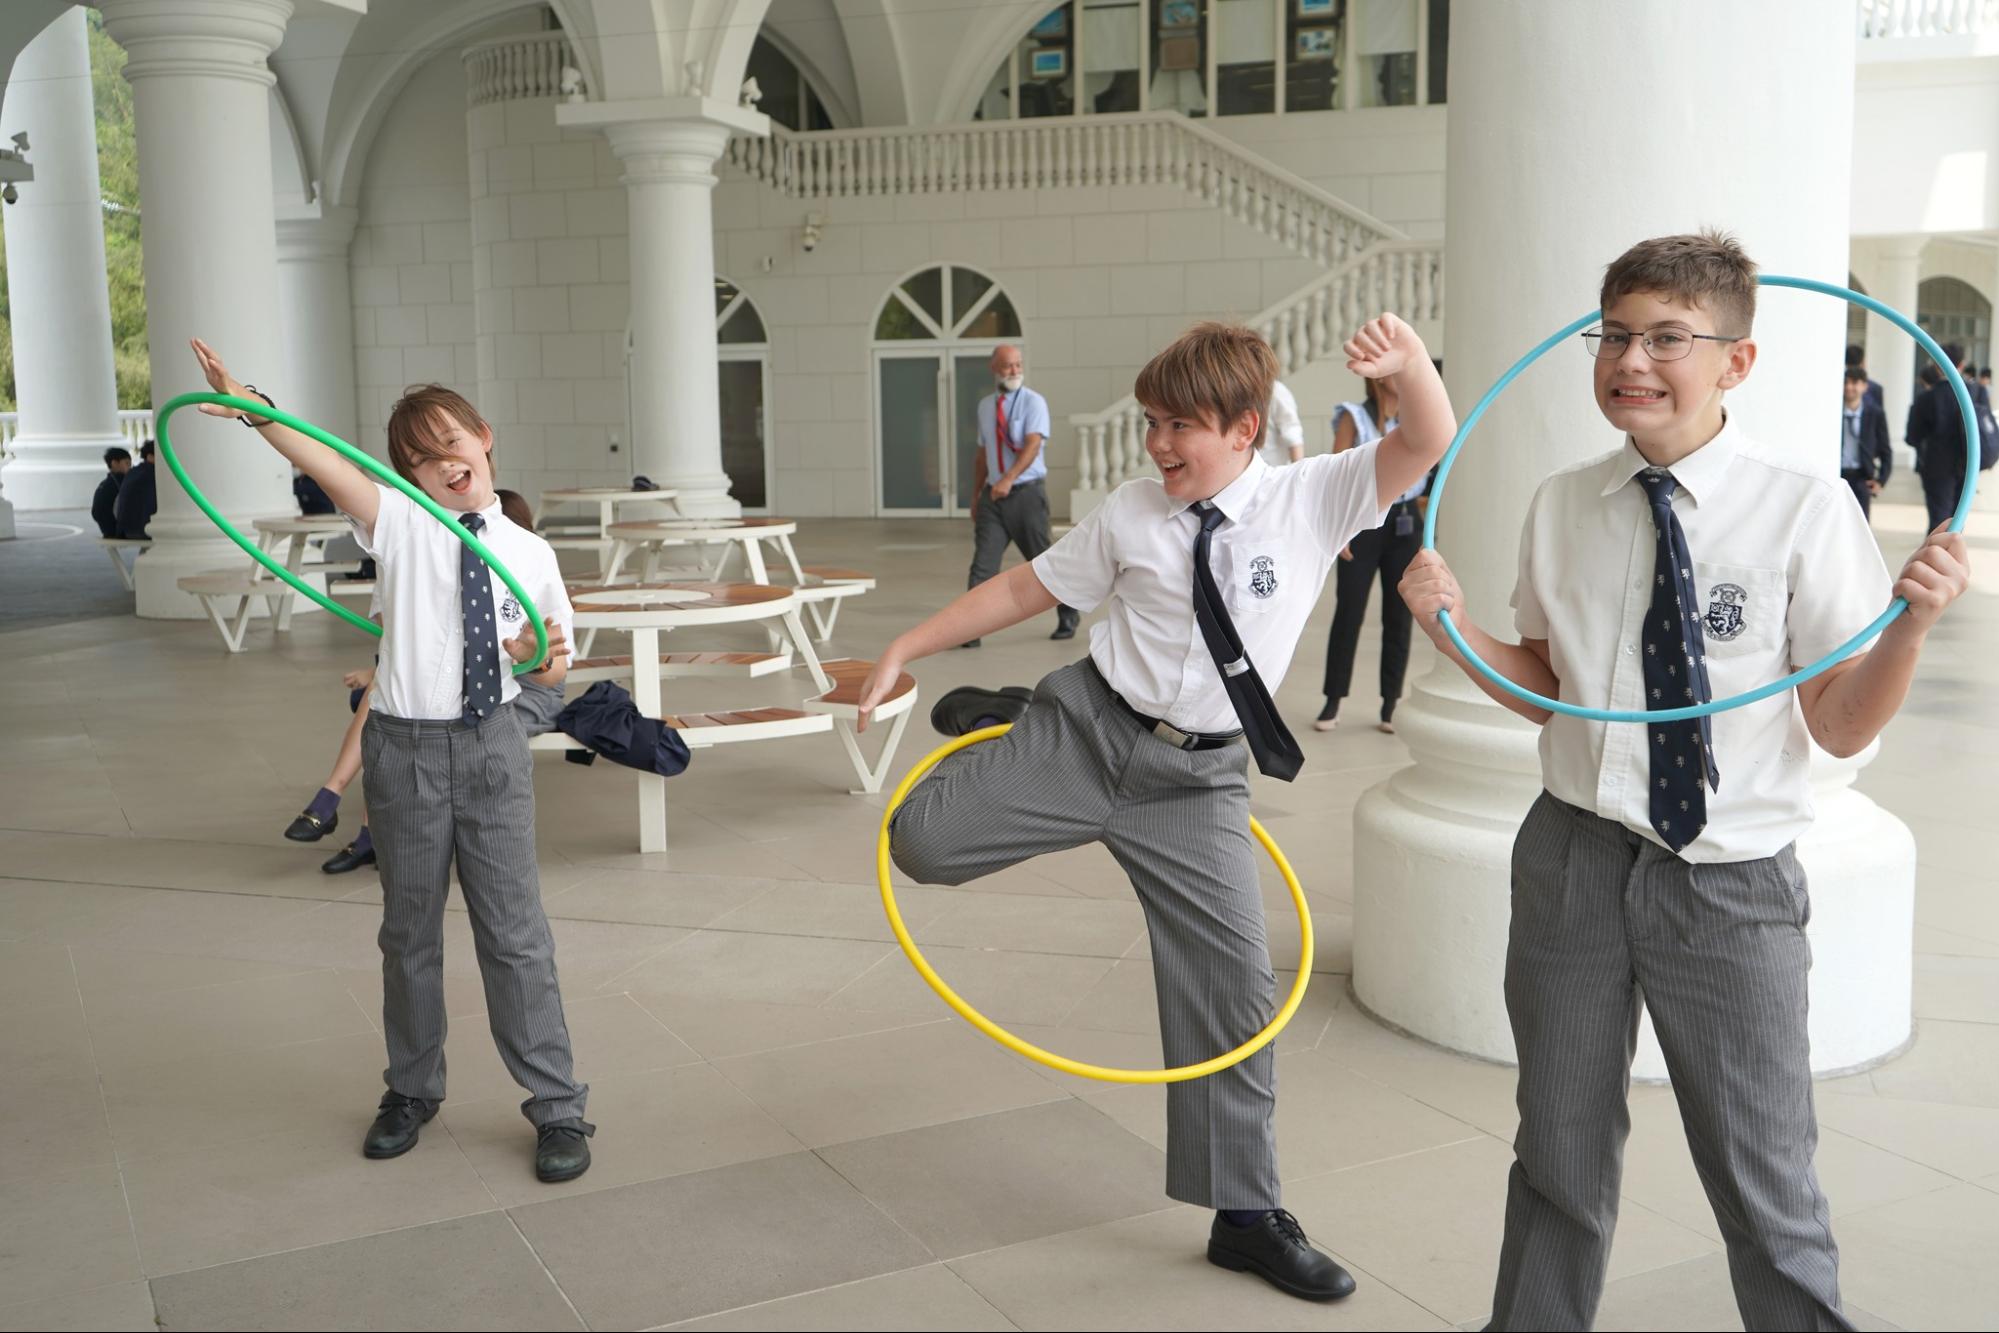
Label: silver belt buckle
xmin=1152 ymin=719 xmax=1200 ymax=750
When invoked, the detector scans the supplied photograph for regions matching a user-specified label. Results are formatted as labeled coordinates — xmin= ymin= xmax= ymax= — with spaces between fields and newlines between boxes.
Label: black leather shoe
xmin=322 ymin=841 xmax=376 ymax=874
xmin=363 ymin=1091 xmax=435 ymax=1159
xmin=930 ymin=685 xmax=1032 ymax=737
xmin=285 ymin=808 xmax=337 ymax=842
xmin=957 ymin=639 xmax=982 ymax=649
xmin=1207 ymin=1210 xmax=1357 ymax=1301
xmin=535 ymin=1120 xmax=595 ymax=1182
xmin=1050 ymin=620 xmax=1078 ymax=641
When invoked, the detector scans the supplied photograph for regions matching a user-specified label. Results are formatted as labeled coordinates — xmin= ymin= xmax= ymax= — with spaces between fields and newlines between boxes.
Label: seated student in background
xmin=113 ymin=439 xmax=157 ymax=540
xmin=92 ymin=446 xmax=132 ymax=538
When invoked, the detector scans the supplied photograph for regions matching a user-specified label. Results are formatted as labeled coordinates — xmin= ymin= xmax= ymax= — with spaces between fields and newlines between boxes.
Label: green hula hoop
xmin=156 ymin=392 xmax=548 ymax=674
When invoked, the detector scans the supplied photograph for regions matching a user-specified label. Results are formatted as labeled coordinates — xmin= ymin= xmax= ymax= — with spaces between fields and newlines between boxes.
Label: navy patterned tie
xmin=1192 ymin=502 xmax=1304 ymax=781
xmin=459 ymin=512 xmax=503 ymax=723
xmin=1637 ymin=470 xmax=1720 ymax=853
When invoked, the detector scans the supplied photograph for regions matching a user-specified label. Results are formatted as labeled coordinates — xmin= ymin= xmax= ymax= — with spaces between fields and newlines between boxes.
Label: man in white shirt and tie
xmin=966 ymin=344 xmax=1079 ymax=642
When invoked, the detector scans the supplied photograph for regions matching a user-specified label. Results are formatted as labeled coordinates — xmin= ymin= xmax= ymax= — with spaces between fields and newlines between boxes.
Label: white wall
xmin=349 ymin=51 xmax=478 ymax=465
xmin=1851 ymin=55 xmax=1999 ymax=236
xmin=1210 ymin=105 xmax=1449 ymax=241
xmin=466 ymin=93 xmax=632 ymax=504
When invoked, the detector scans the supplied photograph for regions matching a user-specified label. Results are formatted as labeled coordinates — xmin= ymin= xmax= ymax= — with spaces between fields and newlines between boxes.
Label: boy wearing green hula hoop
xmin=190 ymin=340 xmax=596 ymax=1185
xmin=1398 ymin=233 xmax=1971 ymax=1330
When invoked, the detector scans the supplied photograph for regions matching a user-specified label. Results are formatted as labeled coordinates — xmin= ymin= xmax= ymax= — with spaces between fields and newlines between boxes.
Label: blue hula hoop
xmin=1425 ymin=274 xmax=1979 ymax=723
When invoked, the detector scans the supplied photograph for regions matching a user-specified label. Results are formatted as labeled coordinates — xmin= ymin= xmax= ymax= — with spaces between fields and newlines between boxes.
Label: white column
xmin=1353 ymin=0 xmax=1914 ymax=1077
xmin=1869 ymin=237 xmax=1925 ymax=475
xmin=562 ymin=97 xmax=769 ymax=517
xmin=275 ymin=206 xmax=360 ymax=448
xmin=99 ymin=0 xmax=294 ymax=618
xmin=0 ymin=7 xmax=129 ymax=512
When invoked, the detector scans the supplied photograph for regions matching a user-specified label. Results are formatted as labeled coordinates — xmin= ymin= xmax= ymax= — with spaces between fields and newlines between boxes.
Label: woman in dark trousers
xmin=1315 ymin=375 xmax=1428 ymax=734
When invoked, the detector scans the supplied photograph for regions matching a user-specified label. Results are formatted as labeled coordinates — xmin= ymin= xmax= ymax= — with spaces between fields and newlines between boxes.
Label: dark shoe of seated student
xmin=929 ymin=685 xmax=1034 ymax=737
xmin=363 ymin=1090 xmax=435 ymax=1159
xmin=285 ymin=786 xmax=341 ymax=841
xmin=535 ymin=1120 xmax=595 ymax=1182
xmin=322 ymin=829 xmax=375 ymax=874
xmin=1207 ymin=1209 xmax=1357 ymax=1301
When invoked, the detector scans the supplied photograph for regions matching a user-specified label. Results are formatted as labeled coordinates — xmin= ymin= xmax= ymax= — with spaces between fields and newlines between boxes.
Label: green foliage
xmin=0 ymin=12 xmax=149 ymax=413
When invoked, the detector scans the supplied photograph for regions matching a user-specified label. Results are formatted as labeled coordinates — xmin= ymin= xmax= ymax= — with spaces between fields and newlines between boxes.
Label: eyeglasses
xmin=1580 ymin=325 xmax=1743 ymax=362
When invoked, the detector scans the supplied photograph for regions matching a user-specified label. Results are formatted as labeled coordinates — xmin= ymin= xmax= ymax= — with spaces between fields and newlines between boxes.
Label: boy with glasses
xmin=1399 ymin=230 xmax=1969 ymax=1330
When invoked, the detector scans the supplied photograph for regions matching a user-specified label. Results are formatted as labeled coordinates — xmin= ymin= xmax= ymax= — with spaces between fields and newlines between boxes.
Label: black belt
xmin=1090 ymin=662 xmax=1244 ymax=752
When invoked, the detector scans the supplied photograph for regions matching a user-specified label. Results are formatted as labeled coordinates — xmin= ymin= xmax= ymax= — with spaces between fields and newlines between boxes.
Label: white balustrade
xmin=462 ymin=33 xmax=576 ymax=106
xmin=0 ymin=408 xmax=151 ymax=459
xmin=724 ymin=111 xmax=1399 ymax=268
xmin=1857 ymin=0 xmax=1998 ymax=36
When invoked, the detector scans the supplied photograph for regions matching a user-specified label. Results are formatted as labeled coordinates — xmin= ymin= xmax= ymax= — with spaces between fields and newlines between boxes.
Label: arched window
xmin=871 ymin=266 xmax=1025 ymax=515
xmin=714 ymin=279 xmax=773 ymax=510
xmin=1917 ymin=276 xmax=1992 ymax=379
xmin=873 ymin=265 xmax=1022 ymax=342
xmin=746 ymin=34 xmax=835 ymax=130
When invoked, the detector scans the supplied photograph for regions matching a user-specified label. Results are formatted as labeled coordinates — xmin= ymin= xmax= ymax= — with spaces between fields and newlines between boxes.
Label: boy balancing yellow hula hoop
xmin=876 ymin=723 xmax=1315 ymax=1086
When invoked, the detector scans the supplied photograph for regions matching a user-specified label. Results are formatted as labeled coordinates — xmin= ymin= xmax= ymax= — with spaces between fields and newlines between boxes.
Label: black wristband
xmin=238 ymin=385 xmax=276 ymax=428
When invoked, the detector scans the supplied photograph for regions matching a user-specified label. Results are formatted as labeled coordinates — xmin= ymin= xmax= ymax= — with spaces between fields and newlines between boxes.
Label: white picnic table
xmin=561 ymin=581 xmax=831 ymax=853
xmin=539 ymin=486 xmax=681 ymax=544
xmin=600 ymin=517 xmax=804 ymax=586
xmin=251 ymin=515 xmax=355 ymax=631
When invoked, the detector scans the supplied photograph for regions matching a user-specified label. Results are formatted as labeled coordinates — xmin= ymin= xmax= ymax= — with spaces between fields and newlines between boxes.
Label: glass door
xmin=877 ymin=352 xmax=946 ymax=514
xmin=717 ymin=356 xmax=770 ymax=511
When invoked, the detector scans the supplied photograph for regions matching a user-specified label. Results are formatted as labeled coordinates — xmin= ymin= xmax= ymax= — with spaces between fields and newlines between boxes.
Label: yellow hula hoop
xmin=876 ymin=722 xmax=1315 ymax=1085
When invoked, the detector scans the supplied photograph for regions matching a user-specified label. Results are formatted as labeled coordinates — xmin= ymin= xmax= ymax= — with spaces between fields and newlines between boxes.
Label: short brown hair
xmin=1134 ymin=322 xmax=1278 ymax=441
xmin=495 ymin=488 xmax=534 ymax=530
xmin=1601 ymin=229 xmax=1757 ymax=334
xmin=386 ymin=384 xmax=491 ymax=484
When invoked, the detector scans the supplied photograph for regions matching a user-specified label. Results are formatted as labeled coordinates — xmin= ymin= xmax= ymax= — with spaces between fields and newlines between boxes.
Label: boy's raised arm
xmin=190 ymin=337 xmax=380 ymax=530
xmin=1344 ymin=314 xmax=1456 ymax=512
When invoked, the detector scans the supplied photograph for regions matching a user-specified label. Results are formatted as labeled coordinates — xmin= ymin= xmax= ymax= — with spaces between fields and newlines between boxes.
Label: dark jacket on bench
xmin=92 ymin=473 xmax=125 ymax=538
xmin=555 ymin=681 xmax=693 ymax=777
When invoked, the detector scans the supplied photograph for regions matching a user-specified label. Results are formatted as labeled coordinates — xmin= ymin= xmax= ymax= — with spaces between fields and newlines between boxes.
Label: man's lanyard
xmin=996 ymin=387 xmax=1024 ymax=471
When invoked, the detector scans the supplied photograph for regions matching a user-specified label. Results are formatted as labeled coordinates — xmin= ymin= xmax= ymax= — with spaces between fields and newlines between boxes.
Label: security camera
xmin=1 ymin=184 xmax=15 ymax=206
xmin=9 ymin=132 xmax=25 ymax=153
xmin=801 ymin=211 xmax=823 ymax=254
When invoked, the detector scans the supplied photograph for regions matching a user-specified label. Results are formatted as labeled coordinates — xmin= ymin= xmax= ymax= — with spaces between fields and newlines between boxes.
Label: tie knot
xmin=459 ymin=512 xmax=485 ymax=534
xmin=1196 ymin=502 xmax=1227 ymax=533
xmin=1637 ymin=468 xmax=1677 ymax=506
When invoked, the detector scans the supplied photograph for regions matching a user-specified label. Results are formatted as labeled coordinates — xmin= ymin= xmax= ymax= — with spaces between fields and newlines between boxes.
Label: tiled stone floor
xmin=2 ymin=486 xmax=1995 ymax=1330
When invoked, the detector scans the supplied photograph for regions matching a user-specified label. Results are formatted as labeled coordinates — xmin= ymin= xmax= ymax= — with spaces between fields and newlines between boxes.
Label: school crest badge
xmin=1704 ymin=582 xmax=1746 ymax=641
xmin=1248 ymin=555 xmax=1278 ymax=599
xmin=499 ymin=592 xmax=524 ymax=624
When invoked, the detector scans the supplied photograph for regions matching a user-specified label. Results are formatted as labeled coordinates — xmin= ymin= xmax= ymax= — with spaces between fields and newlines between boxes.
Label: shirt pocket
xmin=1691 ymin=560 xmax=1786 ymax=662
xmin=1223 ymin=546 xmax=1287 ymax=618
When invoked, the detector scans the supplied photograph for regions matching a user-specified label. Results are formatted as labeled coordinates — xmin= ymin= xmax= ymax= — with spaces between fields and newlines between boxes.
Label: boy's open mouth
xmin=1158 ymin=460 xmax=1186 ymax=478
xmin=1611 ymin=386 xmax=1667 ymax=404
xmin=442 ymin=463 xmax=474 ymax=494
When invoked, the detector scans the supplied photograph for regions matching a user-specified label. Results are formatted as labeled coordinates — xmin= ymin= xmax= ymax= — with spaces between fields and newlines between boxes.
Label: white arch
xmin=321 ymin=0 xmax=598 ymax=209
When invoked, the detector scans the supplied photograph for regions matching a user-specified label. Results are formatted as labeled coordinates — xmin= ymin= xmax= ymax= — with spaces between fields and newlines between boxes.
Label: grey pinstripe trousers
xmin=361 ymin=704 xmax=588 ymax=1127
xmin=1488 ymin=793 xmax=1848 ymax=1332
xmin=890 ymin=660 xmax=1280 ymax=1209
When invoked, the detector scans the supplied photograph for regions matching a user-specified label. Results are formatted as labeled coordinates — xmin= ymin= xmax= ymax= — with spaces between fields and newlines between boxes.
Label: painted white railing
xmin=1857 ymin=0 xmax=1999 ymax=36
xmin=727 ymin=111 xmax=1402 ymax=267
xmin=462 ymin=33 xmax=575 ymax=106
xmin=0 ymin=409 xmax=153 ymax=455
xmin=1067 ymin=240 xmax=1444 ymax=496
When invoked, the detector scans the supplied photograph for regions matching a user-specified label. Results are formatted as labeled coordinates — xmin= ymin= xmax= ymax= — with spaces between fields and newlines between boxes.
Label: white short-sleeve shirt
xmin=978 ymin=386 xmax=1053 ymax=484
xmin=1033 ymin=448 xmax=1387 ymax=734
xmin=350 ymin=486 xmax=575 ymax=721
xmin=1511 ymin=415 xmax=1891 ymax=863
xmin=1258 ymin=381 xmax=1306 ymax=466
